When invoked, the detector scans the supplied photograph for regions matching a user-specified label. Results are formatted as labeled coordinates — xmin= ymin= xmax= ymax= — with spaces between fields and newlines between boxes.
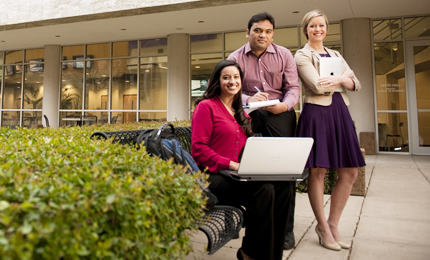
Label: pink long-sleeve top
xmin=191 ymin=96 xmax=249 ymax=173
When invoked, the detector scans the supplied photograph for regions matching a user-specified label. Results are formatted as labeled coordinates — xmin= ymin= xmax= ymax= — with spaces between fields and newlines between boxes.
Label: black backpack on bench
xmin=137 ymin=123 xmax=218 ymax=210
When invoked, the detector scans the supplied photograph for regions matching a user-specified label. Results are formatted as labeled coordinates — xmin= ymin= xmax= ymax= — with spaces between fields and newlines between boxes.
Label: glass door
xmin=406 ymin=40 xmax=430 ymax=155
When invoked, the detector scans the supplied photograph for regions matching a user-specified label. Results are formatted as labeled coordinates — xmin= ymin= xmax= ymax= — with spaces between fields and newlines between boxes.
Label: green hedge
xmin=0 ymin=122 xmax=204 ymax=259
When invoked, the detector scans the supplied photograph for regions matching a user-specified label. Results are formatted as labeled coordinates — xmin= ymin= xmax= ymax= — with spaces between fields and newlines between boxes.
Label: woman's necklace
xmin=220 ymin=98 xmax=235 ymax=116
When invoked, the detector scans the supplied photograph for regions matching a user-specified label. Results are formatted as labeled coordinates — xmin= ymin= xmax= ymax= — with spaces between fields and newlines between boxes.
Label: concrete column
xmin=341 ymin=18 xmax=375 ymax=140
xmin=43 ymin=45 xmax=61 ymax=128
xmin=167 ymin=33 xmax=190 ymax=121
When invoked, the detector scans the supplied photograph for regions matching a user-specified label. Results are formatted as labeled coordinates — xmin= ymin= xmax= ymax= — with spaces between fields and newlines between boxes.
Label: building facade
xmin=0 ymin=0 xmax=429 ymax=155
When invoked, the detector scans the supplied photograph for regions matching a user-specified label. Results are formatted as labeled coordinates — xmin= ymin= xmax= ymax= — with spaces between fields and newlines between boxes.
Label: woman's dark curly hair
xmin=195 ymin=60 xmax=253 ymax=137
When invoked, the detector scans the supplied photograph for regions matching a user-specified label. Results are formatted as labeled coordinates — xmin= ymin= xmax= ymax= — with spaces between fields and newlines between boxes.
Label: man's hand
xmin=247 ymin=92 xmax=269 ymax=103
xmin=262 ymin=102 xmax=288 ymax=114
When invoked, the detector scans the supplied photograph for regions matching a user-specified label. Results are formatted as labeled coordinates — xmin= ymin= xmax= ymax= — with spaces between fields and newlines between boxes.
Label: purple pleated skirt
xmin=296 ymin=93 xmax=366 ymax=169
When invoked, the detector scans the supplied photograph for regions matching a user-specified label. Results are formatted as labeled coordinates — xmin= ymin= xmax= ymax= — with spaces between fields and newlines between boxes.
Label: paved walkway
xmin=186 ymin=154 xmax=430 ymax=260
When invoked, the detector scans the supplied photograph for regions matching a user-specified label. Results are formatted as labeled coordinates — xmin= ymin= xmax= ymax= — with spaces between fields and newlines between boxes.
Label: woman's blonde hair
xmin=301 ymin=10 xmax=329 ymax=40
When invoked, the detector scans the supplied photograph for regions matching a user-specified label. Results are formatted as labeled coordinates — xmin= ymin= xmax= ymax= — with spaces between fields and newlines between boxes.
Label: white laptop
xmin=319 ymin=57 xmax=343 ymax=77
xmin=219 ymin=137 xmax=313 ymax=181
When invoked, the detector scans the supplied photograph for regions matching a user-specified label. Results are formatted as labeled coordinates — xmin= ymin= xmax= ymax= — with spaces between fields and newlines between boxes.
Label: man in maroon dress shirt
xmin=228 ymin=12 xmax=300 ymax=250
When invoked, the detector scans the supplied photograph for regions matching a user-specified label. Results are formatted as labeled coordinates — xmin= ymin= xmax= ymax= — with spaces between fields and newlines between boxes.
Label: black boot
xmin=283 ymin=231 xmax=295 ymax=250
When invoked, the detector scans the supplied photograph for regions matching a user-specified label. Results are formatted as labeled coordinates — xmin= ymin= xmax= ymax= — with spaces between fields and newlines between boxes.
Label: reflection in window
xmin=0 ymin=67 xmax=2 ymax=108
xmin=85 ymin=60 xmax=110 ymax=110
xmin=276 ymin=27 xmax=299 ymax=47
xmin=191 ymin=34 xmax=222 ymax=53
xmin=25 ymin=49 xmax=45 ymax=63
xmin=23 ymin=64 xmax=43 ymax=109
xmin=377 ymin=113 xmax=409 ymax=152
xmin=112 ymin=58 xmax=138 ymax=111
xmin=413 ymin=45 xmax=430 ymax=147
xmin=140 ymin=38 xmax=167 ymax=56
xmin=190 ymin=53 xmax=223 ymax=110
xmin=23 ymin=111 xmax=42 ymax=128
xmin=61 ymin=62 xmax=83 ymax=110
xmin=5 ymin=50 xmax=23 ymax=65
xmin=404 ymin=16 xmax=430 ymax=38
xmin=373 ymin=19 xmax=402 ymax=41
xmin=418 ymin=113 xmax=430 ymax=147
xmin=63 ymin=46 xmax=84 ymax=61
xmin=2 ymin=111 xmax=21 ymax=129
xmin=113 ymin=41 xmax=138 ymax=57
xmin=138 ymin=112 xmax=167 ymax=122
xmin=225 ymin=32 xmax=248 ymax=51
xmin=87 ymin=43 xmax=110 ymax=59
xmin=374 ymin=42 xmax=407 ymax=110
xmin=139 ymin=56 xmax=168 ymax=111
xmin=3 ymin=65 xmax=22 ymax=109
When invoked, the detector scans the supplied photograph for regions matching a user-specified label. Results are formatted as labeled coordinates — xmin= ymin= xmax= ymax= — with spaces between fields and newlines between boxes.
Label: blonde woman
xmin=294 ymin=10 xmax=365 ymax=251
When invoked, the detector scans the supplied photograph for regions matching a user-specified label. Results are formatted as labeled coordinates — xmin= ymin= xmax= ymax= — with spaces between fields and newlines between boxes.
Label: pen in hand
xmin=254 ymin=86 xmax=268 ymax=100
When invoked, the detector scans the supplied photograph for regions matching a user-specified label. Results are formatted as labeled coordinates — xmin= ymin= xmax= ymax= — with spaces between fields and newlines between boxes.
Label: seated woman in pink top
xmin=191 ymin=60 xmax=292 ymax=260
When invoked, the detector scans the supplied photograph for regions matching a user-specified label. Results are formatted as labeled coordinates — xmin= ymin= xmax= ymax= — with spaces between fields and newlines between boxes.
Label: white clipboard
xmin=244 ymin=99 xmax=280 ymax=113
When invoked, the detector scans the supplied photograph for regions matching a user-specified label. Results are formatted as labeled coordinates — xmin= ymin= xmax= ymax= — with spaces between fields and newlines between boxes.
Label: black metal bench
xmin=90 ymin=126 xmax=243 ymax=255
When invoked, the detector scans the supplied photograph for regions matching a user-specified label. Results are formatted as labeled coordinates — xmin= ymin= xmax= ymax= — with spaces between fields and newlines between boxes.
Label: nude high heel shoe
xmin=336 ymin=240 xmax=351 ymax=249
xmin=315 ymin=226 xmax=341 ymax=251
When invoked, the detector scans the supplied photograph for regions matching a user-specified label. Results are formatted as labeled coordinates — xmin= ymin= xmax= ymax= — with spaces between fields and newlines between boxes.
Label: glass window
xmin=3 ymin=65 xmax=22 ymax=109
xmin=87 ymin=43 xmax=110 ymax=59
xmin=5 ymin=51 xmax=23 ymax=65
xmin=112 ymin=58 xmax=138 ymax=110
xmin=63 ymin=45 xmax=84 ymax=61
xmin=413 ymin=45 xmax=430 ymax=147
xmin=25 ymin=49 xmax=45 ymax=63
xmin=0 ymin=67 xmax=2 ymax=108
xmin=59 ymin=111 xmax=82 ymax=127
xmin=225 ymin=32 xmax=247 ymax=51
xmin=23 ymin=64 xmax=43 ymax=109
xmin=191 ymin=34 xmax=222 ymax=53
xmin=373 ymin=19 xmax=402 ymax=41
xmin=113 ymin=41 xmax=138 ymax=57
xmin=23 ymin=111 xmax=42 ymax=128
xmin=85 ymin=60 xmax=110 ymax=110
xmin=84 ymin=112 xmax=106 ymax=126
xmin=190 ymin=53 xmax=223 ymax=110
xmin=275 ymin=27 xmax=299 ymax=47
xmin=139 ymin=112 xmax=167 ymax=122
xmin=405 ymin=16 xmax=430 ymax=38
xmin=61 ymin=62 xmax=83 ymax=110
xmin=377 ymin=113 xmax=409 ymax=152
xmin=0 ymin=52 xmax=4 ymax=65
xmin=374 ymin=42 xmax=406 ymax=110
xmin=139 ymin=56 xmax=168 ymax=111
xmin=2 ymin=111 xmax=20 ymax=129
xmin=140 ymin=38 xmax=167 ymax=56
xmin=325 ymin=24 xmax=341 ymax=44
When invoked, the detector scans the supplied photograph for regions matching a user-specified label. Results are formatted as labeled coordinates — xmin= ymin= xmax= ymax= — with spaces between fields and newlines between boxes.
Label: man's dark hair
xmin=247 ymin=12 xmax=275 ymax=31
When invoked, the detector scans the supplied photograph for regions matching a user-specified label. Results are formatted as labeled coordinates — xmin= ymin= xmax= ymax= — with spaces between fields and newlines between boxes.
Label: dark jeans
xmin=208 ymin=174 xmax=292 ymax=260
xmin=249 ymin=109 xmax=297 ymax=232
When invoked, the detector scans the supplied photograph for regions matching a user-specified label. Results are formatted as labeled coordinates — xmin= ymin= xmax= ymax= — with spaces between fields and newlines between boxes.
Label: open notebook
xmin=219 ymin=137 xmax=313 ymax=181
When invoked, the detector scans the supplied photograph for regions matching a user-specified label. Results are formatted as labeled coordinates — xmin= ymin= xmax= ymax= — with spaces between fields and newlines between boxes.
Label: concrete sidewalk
xmin=186 ymin=154 xmax=430 ymax=260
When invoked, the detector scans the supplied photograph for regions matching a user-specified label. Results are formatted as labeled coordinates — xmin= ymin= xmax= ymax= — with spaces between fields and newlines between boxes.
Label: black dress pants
xmin=208 ymin=174 xmax=292 ymax=260
xmin=249 ymin=109 xmax=297 ymax=232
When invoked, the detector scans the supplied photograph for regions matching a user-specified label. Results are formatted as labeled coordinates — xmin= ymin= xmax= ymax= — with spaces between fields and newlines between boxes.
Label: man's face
xmin=246 ymin=20 xmax=274 ymax=55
